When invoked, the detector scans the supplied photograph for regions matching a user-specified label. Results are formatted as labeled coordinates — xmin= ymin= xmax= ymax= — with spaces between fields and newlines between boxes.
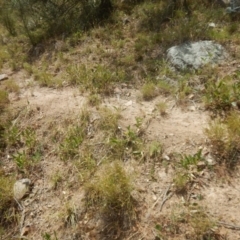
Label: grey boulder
xmin=167 ymin=41 xmax=228 ymax=70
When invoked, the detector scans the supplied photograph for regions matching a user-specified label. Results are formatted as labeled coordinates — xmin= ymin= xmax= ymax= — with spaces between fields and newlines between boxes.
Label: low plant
xmin=2 ymin=79 xmax=20 ymax=93
xmin=51 ymin=171 xmax=64 ymax=190
xmin=0 ymin=169 xmax=16 ymax=230
xmin=203 ymin=77 xmax=240 ymax=114
xmin=189 ymin=207 xmax=216 ymax=239
xmin=155 ymin=101 xmax=168 ymax=116
xmin=88 ymin=94 xmax=101 ymax=107
xmin=85 ymin=161 xmax=134 ymax=231
xmin=42 ymin=232 xmax=59 ymax=240
xmin=97 ymin=107 xmax=121 ymax=133
xmin=205 ymin=111 xmax=240 ymax=169
xmin=148 ymin=141 xmax=163 ymax=159
xmin=173 ymin=172 xmax=190 ymax=194
xmin=67 ymin=64 xmax=126 ymax=95
xmin=59 ymin=110 xmax=90 ymax=161
xmin=74 ymin=146 xmax=97 ymax=182
xmin=141 ymin=82 xmax=159 ymax=101
xmin=108 ymin=125 xmax=143 ymax=160
xmin=63 ymin=203 xmax=78 ymax=227
xmin=180 ymin=150 xmax=203 ymax=170
xmin=0 ymin=90 xmax=9 ymax=110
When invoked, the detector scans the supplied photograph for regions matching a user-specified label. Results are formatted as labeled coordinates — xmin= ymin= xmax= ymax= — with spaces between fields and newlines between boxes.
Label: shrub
xmin=85 ymin=161 xmax=134 ymax=230
xmin=205 ymin=112 xmax=240 ymax=169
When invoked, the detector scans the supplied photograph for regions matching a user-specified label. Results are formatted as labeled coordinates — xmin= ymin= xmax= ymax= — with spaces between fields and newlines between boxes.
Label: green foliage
xmin=203 ymin=77 xmax=240 ymax=114
xmin=0 ymin=169 xmax=15 ymax=229
xmin=180 ymin=150 xmax=203 ymax=170
xmin=0 ymin=90 xmax=9 ymax=110
xmin=67 ymin=64 xmax=126 ymax=95
xmin=108 ymin=125 xmax=143 ymax=160
xmin=206 ymin=112 xmax=240 ymax=169
xmin=85 ymin=161 xmax=134 ymax=221
xmin=42 ymin=232 xmax=58 ymax=240
xmin=59 ymin=111 xmax=90 ymax=161
xmin=0 ymin=0 xmax=113 ymax=45
xmin=141 ymin=82 xmax=159 ymax=100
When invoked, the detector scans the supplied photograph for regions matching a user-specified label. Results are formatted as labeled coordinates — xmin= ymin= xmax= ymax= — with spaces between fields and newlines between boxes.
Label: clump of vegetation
xmin=205 ymin=111 xmax=240 ymax=169
xmin=0 ymin=90 xmax=9 ymax=110
xmin=155 ymin=101 xmax=168 ymax=116
xmin=2 ymin=79 xmax=20 ymax=93
xmin=59 ymin=110 xmax=90 ymax=161
xmin=97 ymin=107 xmax=121 ymax=133
xmin=108 ymin=124 xmax=144 ymax=160
xmin=203 ymin=77 xmax=240 ymax=114
xmin=5 ymin=126 xmax=43 ymax=174
xmin=67 ymin=64 xmax=126 ymax=95
xmin=141 ymin=82 xmax=159 ymax=100
xmin=188 ymin=207 xmax=216 ymax=240
xmin=88 ymin=94 xmax=101 ymax=107
xmin=85 ymin=161 xmax=135 ymax=235
xmin=0 ymin=169 xmax=16 ymax=233
xmin=174 ymin=150 xmax=204 ymax=193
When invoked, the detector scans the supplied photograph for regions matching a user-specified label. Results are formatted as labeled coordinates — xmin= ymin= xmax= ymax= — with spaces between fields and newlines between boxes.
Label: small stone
xmin=189 ymin=106 xmax=196 ymax=111
xmin=188 ymin=94 xmax=194 ymax=100
xmin=208 ymin=22 xmax=216 ymax=28
xmin=125 ymin=100 xmax=132 ymax=106
xmin=163 ymin=154 xmax=170 ymax=161
xmin=13 ymin=179 xmax=31 ymax=200
xmin=205 ymin=154 xmax=216 ymax=166
xmin=0 ymin=74 xmax=8 ymax=81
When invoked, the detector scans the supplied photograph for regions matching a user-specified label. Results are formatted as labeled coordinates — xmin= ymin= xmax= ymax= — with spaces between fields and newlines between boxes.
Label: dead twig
xmin=160 ymin=184 xmax=173 ymax=212
xmin=217 ymin=221 xmax=240 ymax=230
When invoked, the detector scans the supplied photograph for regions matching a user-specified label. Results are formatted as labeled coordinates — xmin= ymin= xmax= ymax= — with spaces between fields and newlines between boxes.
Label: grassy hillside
xmin=1 ymin=0 xmax=240 ymax=239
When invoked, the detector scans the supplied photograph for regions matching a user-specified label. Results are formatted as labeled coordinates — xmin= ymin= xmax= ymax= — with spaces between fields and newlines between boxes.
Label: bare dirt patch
xmin=2 ymin=76 xmax=240 ymax=240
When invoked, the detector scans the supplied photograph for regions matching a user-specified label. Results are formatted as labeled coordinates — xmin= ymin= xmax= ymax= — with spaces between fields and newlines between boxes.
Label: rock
xmin=226 ymin=0 xmax=240 ymax=12
xmin=0 ymin=74 xmax=8 ymax=81
xmin=167 ymin=41 xmax=228 ymax=70
xmin=208 ymin=22 xmax=216 ymax=28
xmin=13 ymin=178 xmax=31 ymax=200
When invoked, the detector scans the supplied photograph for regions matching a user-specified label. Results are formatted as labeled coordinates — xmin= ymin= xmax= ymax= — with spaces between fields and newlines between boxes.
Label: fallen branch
xmin=217 ymin=221 xmax=240 ymax=230
xmin=160 ymin=184 xmax=173 ymax=212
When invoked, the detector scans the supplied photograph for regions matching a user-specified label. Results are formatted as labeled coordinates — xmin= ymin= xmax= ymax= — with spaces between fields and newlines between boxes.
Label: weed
xmin=0 ymin=169 xmax=16 ymax=228
xmin=205 ymin=112 xmax=240 ymax=169
xmin=85 ymin=161 xmax=134 ymax=230
xmin=141 ymin=83 xmax=159 ymax=101
xmin=63 ymin=203 xmax=78 ymax=227
xmin=180 ymin=150 xmax=203 ymax=170
xmin=42 ymin=232 xmax=58 ymax=240
xmin=189 ymin=207 xmax=216 ymax=239
xmin=203 ymin=77 xmax=240 ymax=114
xmin=157 ymin=80 xmax=174 ymax=96
xmin=23 ymin=62 xmax=34 ymax=75
xmin=34 ymin=70 xmax=57 ymax=87
xmin=51 ymin=171 xmax=63 ymax=190
xmin=0 ymin=90 xmax=9 ymax=110
xmin=108 ymin=125 xmax=143 ymax=161
xmin=155 ymin=101 xmax=168 ymax=116
xmin=74 ymin=146 xmax=97 ymax=182
xmin=87 ymin=94 xmax=101 ymax=107
xmin=97 ymin=107 xmax=121 ymax=133
xmin=59 ymin=111 xmax=90 ymax=161
xmin=67 ymin=64 xmax=126 ymax=95
xmin=2 ymin=79 xmax=20 ymax=93
xmin=148 ymin=141 xmax=163 ymax=159
xmin=173 ymin=172 xmax=190 ymax=194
